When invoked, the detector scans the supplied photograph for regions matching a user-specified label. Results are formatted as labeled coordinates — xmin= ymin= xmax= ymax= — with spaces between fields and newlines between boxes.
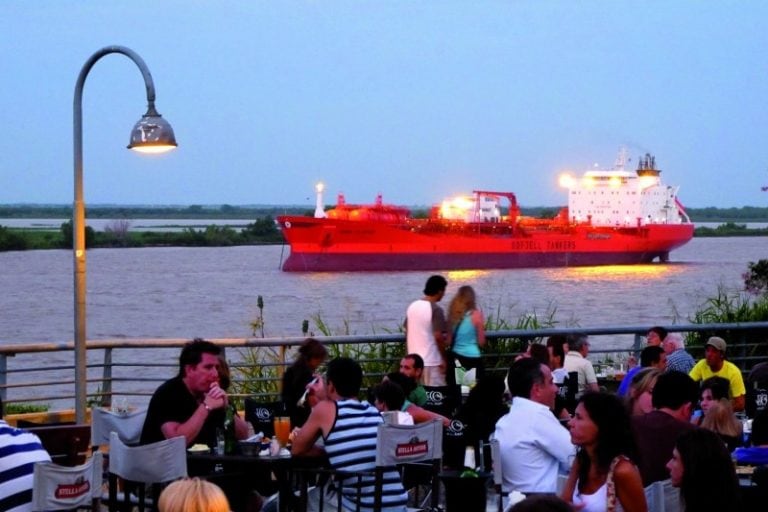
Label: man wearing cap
xmin=689 ymin=336 xmax=746 ymax=412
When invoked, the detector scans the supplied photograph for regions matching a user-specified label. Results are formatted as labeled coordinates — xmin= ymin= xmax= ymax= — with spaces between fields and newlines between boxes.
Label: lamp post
xmin=73 ymin=46 xmax=177 ymax=423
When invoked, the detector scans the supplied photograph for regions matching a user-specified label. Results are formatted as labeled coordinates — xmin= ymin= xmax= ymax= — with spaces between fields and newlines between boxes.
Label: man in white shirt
xmin=404 ymin=275 xmax=448 ymax=386
xmin=563 ymin=334 xmax=599 ymax=398
xmin=494 ymin=358 xmax=575 ymax=494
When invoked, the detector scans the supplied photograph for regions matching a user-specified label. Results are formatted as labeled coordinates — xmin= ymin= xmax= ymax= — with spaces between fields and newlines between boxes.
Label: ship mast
xmin=314 ymin=182 xmax=327 ymax=218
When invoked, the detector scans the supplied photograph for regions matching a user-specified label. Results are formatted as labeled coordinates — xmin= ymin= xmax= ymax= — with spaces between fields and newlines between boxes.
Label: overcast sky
xmin=2 ymin=1 xmax=767 ymax=208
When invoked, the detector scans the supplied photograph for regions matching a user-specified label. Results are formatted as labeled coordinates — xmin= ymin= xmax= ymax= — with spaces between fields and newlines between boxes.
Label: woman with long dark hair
xmin=562 ymin=392 xmax=647 ymax=512
xmin=281 ymin=338 xmax=327 ymax=427
xmin=666 ymin=428 xmax=740 ymax=512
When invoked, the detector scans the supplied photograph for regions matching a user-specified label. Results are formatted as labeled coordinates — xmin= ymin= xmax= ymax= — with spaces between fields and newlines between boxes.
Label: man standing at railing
xmin=0 ymin=397 xmax=51 ymax=512
xmin=404 ymin=275 xmax=448 ymax=386
xmin=140 ymin=338 xmax=249 ymax=447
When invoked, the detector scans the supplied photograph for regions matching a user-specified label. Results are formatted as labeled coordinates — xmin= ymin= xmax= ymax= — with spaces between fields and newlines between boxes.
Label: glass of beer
xmin=273 ymin=416 xmax=291 ymax=446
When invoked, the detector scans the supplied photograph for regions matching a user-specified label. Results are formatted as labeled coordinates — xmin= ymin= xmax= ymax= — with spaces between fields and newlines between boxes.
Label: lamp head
xmin=127 ymin=106 xmax=177 ymax=154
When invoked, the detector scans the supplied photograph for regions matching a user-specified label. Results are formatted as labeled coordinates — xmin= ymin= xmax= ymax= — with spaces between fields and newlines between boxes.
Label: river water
xmin=1 ymin=237 xmax=764 ymax=345
xmin=0 ymin=237 xmax=764 ymax=407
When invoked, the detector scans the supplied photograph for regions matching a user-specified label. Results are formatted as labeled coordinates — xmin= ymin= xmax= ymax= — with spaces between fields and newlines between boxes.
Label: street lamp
xmin=73 ymin=45 xmax=177 ymax=423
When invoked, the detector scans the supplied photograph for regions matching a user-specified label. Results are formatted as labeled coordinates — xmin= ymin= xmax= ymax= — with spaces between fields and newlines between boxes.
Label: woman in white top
xmin=561 ymin=393 xmax=647 ymax=512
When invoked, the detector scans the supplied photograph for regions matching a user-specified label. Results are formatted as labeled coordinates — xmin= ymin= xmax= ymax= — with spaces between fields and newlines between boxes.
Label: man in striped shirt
xmin=0 ymin=398 xmax=51 ymax=512
xmin=292 ymin=357 xmax=408 ymax=511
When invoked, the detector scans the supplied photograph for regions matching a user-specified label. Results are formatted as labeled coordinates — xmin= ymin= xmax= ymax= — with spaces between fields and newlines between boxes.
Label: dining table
xmin=187 ymin=448 xmax=328 ymax=512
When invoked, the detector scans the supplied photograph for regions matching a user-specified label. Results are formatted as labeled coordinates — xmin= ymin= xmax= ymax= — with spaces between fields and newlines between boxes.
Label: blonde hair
xmin=448 ymin=285 xmax=477 ymax=327
xmin=158 ymin=478 xmax=230 ymax=512
xmin=626 ymin=368 xmax=662 ymax=416
xmin=701 ymin=399 xmax=742 ymax=438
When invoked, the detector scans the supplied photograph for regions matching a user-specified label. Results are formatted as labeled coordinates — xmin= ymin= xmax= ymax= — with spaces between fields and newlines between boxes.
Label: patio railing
xmin=1 ymin=321 xmax=767 ymax=410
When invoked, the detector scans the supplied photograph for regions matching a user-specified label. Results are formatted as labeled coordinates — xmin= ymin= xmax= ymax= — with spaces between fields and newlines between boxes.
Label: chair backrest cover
xmin=31 ymin=452 xmax=103 ymax=511
xmin=244 ymin=398 xmax=283 ymax=437
xmin=91 ymin=407 xmax=147 ymax=447
xmin=443 ymin=418 xmax=469 ymax=469
xmin=28 ymin=424 xmax=92 ymax=466
xmin=375 ymin=419 xmax=443 ymax=467
xmin=108 ymin=432 xmax=187 ymax=484
xmin=422 ymin=385 xmax=459 ymax=418
xmin=746 ymin=386 xmax=768 ymax=419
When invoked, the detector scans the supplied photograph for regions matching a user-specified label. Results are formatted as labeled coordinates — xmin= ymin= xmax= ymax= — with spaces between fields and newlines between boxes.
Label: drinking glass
xmin=273 ymin=416 xmax=291 ymax=446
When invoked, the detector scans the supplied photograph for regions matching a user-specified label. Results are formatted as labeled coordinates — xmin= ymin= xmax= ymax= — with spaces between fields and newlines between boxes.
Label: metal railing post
xmin=0 ymin=354 xmax=7 ymax=403
xmin=102 ymin=348 xmax=113 ymax=407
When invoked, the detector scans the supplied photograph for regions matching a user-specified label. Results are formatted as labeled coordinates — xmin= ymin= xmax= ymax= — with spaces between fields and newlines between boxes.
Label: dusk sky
xmin=2 ymin=1 xmax=767 ymax=209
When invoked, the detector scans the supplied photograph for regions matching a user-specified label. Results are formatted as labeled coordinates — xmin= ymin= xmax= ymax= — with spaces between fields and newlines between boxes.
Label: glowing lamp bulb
xmin=559 ymin=174 xmax=575 ymax=189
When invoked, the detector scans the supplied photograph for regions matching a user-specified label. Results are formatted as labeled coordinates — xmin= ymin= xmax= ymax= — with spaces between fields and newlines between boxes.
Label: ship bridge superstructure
xmin=563 ymin=151 xmax=690 ymax=227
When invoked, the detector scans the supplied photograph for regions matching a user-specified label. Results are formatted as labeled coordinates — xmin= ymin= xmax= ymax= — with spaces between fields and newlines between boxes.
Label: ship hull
xmin=277 ymin=216 xmax=694 ymax=272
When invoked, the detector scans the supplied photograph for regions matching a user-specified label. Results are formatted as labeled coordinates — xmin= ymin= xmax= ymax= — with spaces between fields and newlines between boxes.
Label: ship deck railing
xmin=1 ymin=321 xmax=767 ymax=412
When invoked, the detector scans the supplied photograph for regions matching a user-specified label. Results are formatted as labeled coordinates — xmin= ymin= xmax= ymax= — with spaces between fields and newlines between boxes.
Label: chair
xmin=422 ymin=385 xmax=459 ymax=418
xmin=643 ymin=479 xmax=680 ymax=512
xmin=107 ymin=432 xmax=187 ymax=512
xmin=556 ymin=371 xmax=578 ymax=415
xmin=28 ymin=424 xmax=92 ymax=466
xmin=489 ymin=438 xmax=506 ymax=512
xmin=442 ymin=418 xmax=469 ymax=470
xmin=365 ymin=419 xmax=444 ymax=511
xmin=91 ymin=407 xmax=147 ymax=447
xmin=31 ymin=452 xmax=103 ymax=511
xmin=244 ymin=398 xmax=283 ymax=437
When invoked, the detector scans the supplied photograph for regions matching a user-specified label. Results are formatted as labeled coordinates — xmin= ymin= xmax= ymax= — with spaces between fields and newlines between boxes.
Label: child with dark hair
xmin=384 ymin=372 xmax=450 ymax=426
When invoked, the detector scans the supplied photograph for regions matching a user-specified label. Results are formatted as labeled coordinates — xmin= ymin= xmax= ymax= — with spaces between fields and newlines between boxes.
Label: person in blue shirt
xmin=734 ymin=408 xmax=768 ymax=466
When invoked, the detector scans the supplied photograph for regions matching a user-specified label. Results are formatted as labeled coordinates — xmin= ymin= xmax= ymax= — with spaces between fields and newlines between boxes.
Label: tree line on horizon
xmin=2 ymin=204 xmax=768 ymax=221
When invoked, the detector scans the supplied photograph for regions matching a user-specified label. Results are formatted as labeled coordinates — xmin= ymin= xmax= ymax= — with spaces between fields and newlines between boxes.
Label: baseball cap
xmin=706 ymin=336 xmax=727 ymax=352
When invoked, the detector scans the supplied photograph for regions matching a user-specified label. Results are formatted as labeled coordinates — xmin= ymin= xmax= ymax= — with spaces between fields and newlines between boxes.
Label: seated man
xmin=0 ymin=397 xmax=51 ymax=512
xmin=140 ymin=338 xmax=248 ymax=447
xmin=631 ymin=371 xmax=699 ymax=486
xmin=292 ymin=357 xmax=408 ymax=511
xmin=617 ymin=345 xmax=667 ymax=396
xmin=399 ymin=353 xmax=427 ymax=406
xmin=689 ymin=336 xmax=746 ymax=412
xmin=494 ymin=358 xmax=575 ymax=494
xmin=563 ymin=334 xmax=599 ymax=398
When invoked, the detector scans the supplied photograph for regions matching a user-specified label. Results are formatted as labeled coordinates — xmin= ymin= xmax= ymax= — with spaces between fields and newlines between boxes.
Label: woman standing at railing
xmin=446 ymin=285 xmax=486 ymax=388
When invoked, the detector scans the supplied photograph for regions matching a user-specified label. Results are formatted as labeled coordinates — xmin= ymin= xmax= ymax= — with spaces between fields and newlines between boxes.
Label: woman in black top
xmin=281 ymin=338 xmax=327 ymax=427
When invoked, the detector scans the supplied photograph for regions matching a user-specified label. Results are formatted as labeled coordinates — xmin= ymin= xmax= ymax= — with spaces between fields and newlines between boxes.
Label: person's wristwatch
xmin=202 ymin=402 xmax=212 ymax=412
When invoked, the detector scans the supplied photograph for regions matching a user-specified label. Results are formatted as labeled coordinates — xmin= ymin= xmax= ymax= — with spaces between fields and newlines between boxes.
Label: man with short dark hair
xmin=617 ymin=345 xmax=667 ymax=396
xmin=689 ymin=336 xmax=746 ymax=412
xmin=645 ymin=326 xmax=668 ymax=347
xmin=494 ymin=358 xmax=575 ymax=494
xmin=0 ymin=397 xmax=51 ymax=512
xmin=399 ymin=353 xmax=427 ymax=406
xmin=405 ymin=275 xmax=448 ymax=386
xmin=631 ymin=371 xmax=699 ymax=485
xmin=140 ymin=338 xmax=248 ymax=446
xmin=292 ymin=357 xmax=408 ymax=511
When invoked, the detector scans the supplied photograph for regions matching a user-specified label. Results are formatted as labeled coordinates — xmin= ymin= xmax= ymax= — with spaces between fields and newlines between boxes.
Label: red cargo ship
xmin=277 ymin=151 xmax=694 ymax=272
